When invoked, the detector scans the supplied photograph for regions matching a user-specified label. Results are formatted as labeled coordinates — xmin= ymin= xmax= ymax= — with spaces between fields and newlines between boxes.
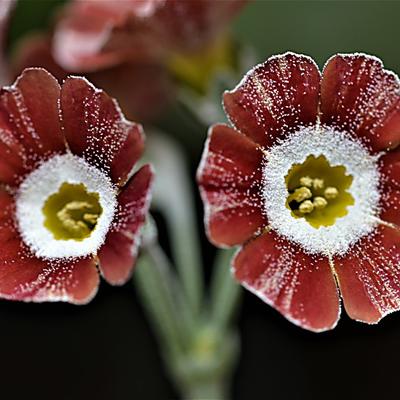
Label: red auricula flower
xmin=13 ymin=34 xmax=174 ymax=122
xmin=197 ymin=52 xmax=400 ymax=332
xmin=52 ymin=0 xmax=248 ymax=72
xmin=0 ymin=68 xmax=153 ymax=303
xmin=52 ymin=0 xmax=162 ymax=72
xmin=12 ymin=0 xmax=248 ymax=122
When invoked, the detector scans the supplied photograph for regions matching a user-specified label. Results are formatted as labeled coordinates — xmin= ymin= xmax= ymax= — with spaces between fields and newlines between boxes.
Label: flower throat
xmin=285 ymin=155 xmax=354 ymax=228
xmin=42 ymin=182 xmax=103 ymax=241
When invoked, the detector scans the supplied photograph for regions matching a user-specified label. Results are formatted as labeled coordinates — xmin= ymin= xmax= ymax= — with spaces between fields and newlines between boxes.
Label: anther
xmin=299 ymin=200 xmax=314 ymax=214
xmin=83 ymin=213 xmax=99 ymax=225
xmin=313 ymin=178 xmax=324 ymax=190
xmin=292 ymin=187 xmax=312 ymax=202
xmin=299 ymin=176 xmax=313 ymax=188
xmin=313 ymin=196 xmax=328 ymax=210
xmin=57 ymin=201 xmax=99 ymax=234
xmin=324 ymin=187 xmax=339 ymax=199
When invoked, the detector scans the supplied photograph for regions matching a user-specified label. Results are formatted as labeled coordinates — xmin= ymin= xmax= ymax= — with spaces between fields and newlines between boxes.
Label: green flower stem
xmin=134 ymin=243 xmax=188 ymax=360
xmin=135 ymin=236 xmax=240 ymax=400
xmin=139 ymin=132 xmax=242 ymax=399
xmin=182 ymin=380 xmax=227 ymax=400
xmin=146 ymin=133 xmax=204 ymax=317
xmin=210 ymin=249 xmax=242 ymax=331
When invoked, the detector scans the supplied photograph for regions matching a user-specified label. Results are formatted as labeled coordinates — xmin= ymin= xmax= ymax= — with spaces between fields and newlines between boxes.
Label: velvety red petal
xmin=223 ymin=53 xmax=320 ymax=148
xmin=52 ymin=0 xmax=162 ymax=72
xmin=89 ymin=62 xmax=174 ymax=123
xmin=321 ymin=54 xmax=400 ymax=152
xmin=379 ymin=147 xmax=400 ymax=189
xmin=233 ymin=231 xmax=340 ymax=332
xmin=153 ymin=0 xmax=248 ymax=53
xmin=0 ymin=68 xmax=66 ymax=186
xmin=0 ymin=190 xmax=99 ymax=304
xmin=0 ymin=256 xmax=99 ymax=304
xmin=197 ymin=124 xmax=267 ymax=247
xmin=13 ymin=35 xmax=173 ymax=123
xmin=334 ymin=190 xmax=400 ymax=323
xmin=98 ymin=164 xmax=153 ymax=285
xmin=61 ymin=76 xmax=145 ymax=186
xmin=0 ymin=190 xmax=19 ymax=263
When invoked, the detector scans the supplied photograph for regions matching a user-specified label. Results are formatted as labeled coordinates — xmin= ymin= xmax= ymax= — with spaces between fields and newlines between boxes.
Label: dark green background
xmin=2 ymin=1 xmax=400 ymax=399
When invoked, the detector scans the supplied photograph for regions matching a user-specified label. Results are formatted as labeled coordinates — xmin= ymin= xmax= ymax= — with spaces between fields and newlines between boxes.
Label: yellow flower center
xmin=42 ymin=182 xmax=102 ymax=241
xmin=285 ymin=155 xmax=354 ymax=228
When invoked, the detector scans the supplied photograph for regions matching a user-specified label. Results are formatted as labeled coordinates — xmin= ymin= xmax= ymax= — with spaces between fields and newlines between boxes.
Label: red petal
xmin=89 ymin=62 xmax=174 ymax=123
xmin=99 ymin=164 xmax=153 ymax=285
xmin=13 ymin=35 xmax=173 ymax=123
xmin=0 ymin=256 xmax=99 ymax=304
xmin=321 ymin=54 xmax=400 ymax=152
xmin=233 ymin=231 xmax=340 ymax=332
xmin=153 ymin=0 xmax=248 ymax=52
xmin=0 ymin=68 xmax=66 ymax=186
xmin=0 ymin=190 xmax=99 ymax=304
xmin=61 ymin=76 xmax=145 ymax=186
xmin=380 ymin=147 xmax=400 ymax=189
xmin=223 ymin=53 xmax=320 ymax=148
xmin=197 ymin=124 xmax=267 ymax=246
xmin=0 ymin=190 xmax=20 ymax=263
xmin=52 ymin=0 xmax=162 ymax=72
xmin=334 ymin=190 xmax=400 ymax=323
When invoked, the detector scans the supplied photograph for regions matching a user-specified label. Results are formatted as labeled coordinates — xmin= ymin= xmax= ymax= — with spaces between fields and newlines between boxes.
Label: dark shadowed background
xmin=2 ymin=1 xmax=400 ymax=399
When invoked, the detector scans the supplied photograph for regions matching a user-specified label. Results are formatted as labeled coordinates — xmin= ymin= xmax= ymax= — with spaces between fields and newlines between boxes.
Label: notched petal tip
xmin=233 ymin=231 xmax=341 ymax=332
xmin=223 ymin=52 xmax=321 ymax=149
xmin=4 ymin=67 xmax=61 ymax=92
xmin=321 ymin=52 xmax=400 ymax=152
xmin=197 ymin=123 xmax=267 ymax=247
xmin=99 ymin=163 xmax=154 ymax=286
xmin=0 ymin=66 xmax=66 ymax=186
xmin=61 ymin=75 xmax=148 ymax=184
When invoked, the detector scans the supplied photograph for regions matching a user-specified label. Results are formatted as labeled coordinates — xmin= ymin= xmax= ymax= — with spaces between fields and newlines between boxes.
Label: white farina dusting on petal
xmin=262 ymin=126 xmax=381 ymax=256
xmin=16 ymin=153 xmax=117 ymax=259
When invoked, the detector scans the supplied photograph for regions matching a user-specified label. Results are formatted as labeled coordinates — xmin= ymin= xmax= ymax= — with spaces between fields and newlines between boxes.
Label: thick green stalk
xmin=210 ymin=249 xmax=242 ymax=331
xmin=134 ymin=244 xmax=188 ymax=360
xmin=146 ymin=133 xmax=204 ymax=317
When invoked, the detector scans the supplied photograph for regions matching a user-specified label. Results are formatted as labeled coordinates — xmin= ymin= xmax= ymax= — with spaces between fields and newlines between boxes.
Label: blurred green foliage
xmin=8 ymin=0 xmax=66 ymax=50
xmin=234 ymin=1 xmax=400 ymax=71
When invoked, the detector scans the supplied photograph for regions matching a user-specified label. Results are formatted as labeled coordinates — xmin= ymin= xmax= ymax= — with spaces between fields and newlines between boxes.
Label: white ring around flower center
xmin=16 ymin=153 xmax=117 ymax=259
xmin=262 ymin=126 xmax=381 ymax=256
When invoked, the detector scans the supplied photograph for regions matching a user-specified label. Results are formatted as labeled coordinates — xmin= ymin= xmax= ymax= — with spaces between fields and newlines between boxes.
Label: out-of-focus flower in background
xmin=0 ymin=0 xmax=16 ymax=86
xmin=52 ymin=0 xmax=162 ymax=72
xmin=10 ymin=0 xmax=248 ymax=122
xmin=198 ymin=52 xmax=400 ymax=332
xmin=0 ymin=68 xmax=153 ymax=303
xmin=13 ymin=33 xmax=174 ymax=123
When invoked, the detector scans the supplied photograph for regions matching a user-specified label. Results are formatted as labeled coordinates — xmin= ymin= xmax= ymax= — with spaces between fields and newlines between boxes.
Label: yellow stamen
xmin=313 ymin=196 xmax=328 ymax=210
xmin=57 ymin=201 xmax=98 ymax=235
xmin=83 ymin=213 xmax=99 ymax=225
xmin=299 ymin=176 xmax=313 ymax=188
xmin=292 ymin=187 xmax=312 ymax=202
xmin=313 ymin=178 xmax=324 ymax=190
xmin=285 ymin=155 xmax=354 ymax=228
xmin=324 ymin=187 xmax=339 ymax=199
xmin=43 ymin=182 xmax=102 ymax=241
xmin=299 ymin=200 xmax=314 ymax=214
